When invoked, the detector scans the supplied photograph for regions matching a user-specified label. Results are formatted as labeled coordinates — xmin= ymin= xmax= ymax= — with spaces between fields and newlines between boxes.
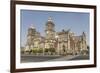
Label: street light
xmin=55 ymin=35 xmax=59 ymax=55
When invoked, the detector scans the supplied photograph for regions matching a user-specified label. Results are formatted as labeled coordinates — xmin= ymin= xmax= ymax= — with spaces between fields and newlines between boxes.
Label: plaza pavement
xmin=21 ymin=54 xmax=89 ymax=63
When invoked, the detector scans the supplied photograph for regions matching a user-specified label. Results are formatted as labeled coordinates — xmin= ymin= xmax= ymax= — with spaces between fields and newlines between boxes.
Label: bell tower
xmin=25 ymin=25 xmax=36 ymax=51
xmin=45 ymin=17 xmax=56 ymax=49
xmin=45 ymin=17 xmax=55 ymax=39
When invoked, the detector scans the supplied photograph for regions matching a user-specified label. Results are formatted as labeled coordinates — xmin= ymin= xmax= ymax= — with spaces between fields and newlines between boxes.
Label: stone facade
xmin=24 ymin=17 xmax=88 ymax=55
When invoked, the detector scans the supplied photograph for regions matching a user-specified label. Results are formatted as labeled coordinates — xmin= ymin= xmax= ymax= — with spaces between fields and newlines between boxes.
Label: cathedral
xmin=24 ymin=17 xmax=88 ymax=56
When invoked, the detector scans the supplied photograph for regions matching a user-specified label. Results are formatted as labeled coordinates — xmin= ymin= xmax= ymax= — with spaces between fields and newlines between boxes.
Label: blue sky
xmin=20 ymin=10 xmax=90 ymax=47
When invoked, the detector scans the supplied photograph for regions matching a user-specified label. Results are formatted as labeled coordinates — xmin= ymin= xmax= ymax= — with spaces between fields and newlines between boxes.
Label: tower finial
xmin=48 ymin=16 xmax=52 ymax=21
xmin=30 ymin=24 xmax=35 ymax=29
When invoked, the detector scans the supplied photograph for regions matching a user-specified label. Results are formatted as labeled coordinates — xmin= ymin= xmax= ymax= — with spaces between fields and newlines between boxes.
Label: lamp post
xmin=55 ymin=35 xmax=59 ymax=55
